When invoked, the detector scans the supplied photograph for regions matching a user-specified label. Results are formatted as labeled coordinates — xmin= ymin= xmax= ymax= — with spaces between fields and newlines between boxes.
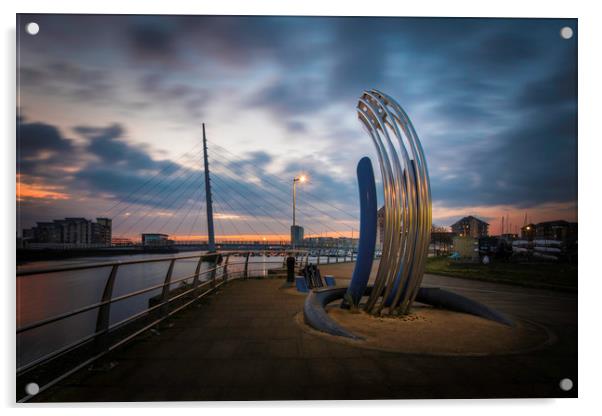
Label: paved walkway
xmin=33 ymin=264 xmax=577 ymax=401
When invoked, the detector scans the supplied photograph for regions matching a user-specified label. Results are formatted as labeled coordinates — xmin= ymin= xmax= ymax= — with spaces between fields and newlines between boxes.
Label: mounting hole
xmin=25 ymin=22 xmax=40 ymax=36
xmin=560 ymin=26 xmax=573 ymax=40
xmin=559 ymin=378 xmax=573 ymax=391
xmin=25 ymin=382 xmax=39 ymax=396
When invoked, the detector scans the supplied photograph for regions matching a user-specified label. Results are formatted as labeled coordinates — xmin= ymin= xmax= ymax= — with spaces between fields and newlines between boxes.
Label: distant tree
xmin=431 ymin=224 xmax=450 ymax=233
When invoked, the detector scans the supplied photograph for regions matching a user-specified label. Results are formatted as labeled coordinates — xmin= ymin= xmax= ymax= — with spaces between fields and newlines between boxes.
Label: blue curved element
xmin=344 ymin=157 xmax=377 ymax=308
xmin=304 ymin=287 xmax=364 ymax=340
xmin=415 ymin=288 xmax=514 ymax=327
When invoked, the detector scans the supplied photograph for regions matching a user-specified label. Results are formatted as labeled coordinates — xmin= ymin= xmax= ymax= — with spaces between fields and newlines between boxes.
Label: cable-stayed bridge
xmin=103 ymin=124 xmax=360 ymax=252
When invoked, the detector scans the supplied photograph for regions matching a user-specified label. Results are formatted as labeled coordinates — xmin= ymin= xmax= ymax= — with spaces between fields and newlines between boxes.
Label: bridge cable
xmin=208 ymin=156 xmax=350 ymax=238
xmin=209 ymin=168 xmax=328 ymax=238
xmin=112 ymin=165 xmax=201 ymax=236
xmin=160 ymin=175 xmax=206 ymax=238
xmin=210 ymin=174 xmax=283 ymax=238
xmin=209 ymin=141 xmax=359 ymax=220
xmin=115 ymin=166 xmax=204 ymax=239
xmin=107 ymin=148 xmax=205 ymax=229
xmin=101 ymin=144 xmax=204 ymax=217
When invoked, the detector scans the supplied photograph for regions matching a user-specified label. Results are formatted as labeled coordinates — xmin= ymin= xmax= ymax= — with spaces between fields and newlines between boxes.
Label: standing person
xmin=286 ymin=255 xmax=296 ymax=283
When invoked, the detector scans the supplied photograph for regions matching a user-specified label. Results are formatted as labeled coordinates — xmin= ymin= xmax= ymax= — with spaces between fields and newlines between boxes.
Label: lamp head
xmin=294 ymin=175 xmax=307 ymax=183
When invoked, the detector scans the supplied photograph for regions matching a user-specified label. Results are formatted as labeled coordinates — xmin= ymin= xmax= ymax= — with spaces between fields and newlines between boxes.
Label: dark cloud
xmin=17 ymin=15 xmax=578 ymax=232
xmin=432 ymin=100 xmax=500 ymax=125
xmin=72 ymin=124 xmax=199 ymax=209
xmin=328 ymin=19 xmax=389 ymax=98
xmin=137 ymin=73 xmax=210 ymax=120
xmin=247 ymin=80 xmax=322 ymax=118
xmin=19 ymin=61 xmax=114 ymax=103
xmin=75 ymin=124 xmax=167 ymax=171
xmin=518 ymin=64 xmax=577 ymax=109
xmin=467 ymin=31 xmax=540 ymax=69
xmin=18 ymin=119 xmax=73 ymax=159
xmin=121 ymin=15 xmax=319 ymax=69
xmin=17 ymin=118 xmax=78 ymax=179
xmin=18 ymin=117 xmax=201 ymax=213
xmin=128 ymin=22 xmax=176 ymax=61
xmin=430 ymin=102 xmax=577 ymax=209
xmin=286 ymin=121 xmax=307 ymax=134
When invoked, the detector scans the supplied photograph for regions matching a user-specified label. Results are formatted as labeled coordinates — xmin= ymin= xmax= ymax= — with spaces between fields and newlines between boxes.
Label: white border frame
xmin=2 ymin=1 xmax=599 ymax=414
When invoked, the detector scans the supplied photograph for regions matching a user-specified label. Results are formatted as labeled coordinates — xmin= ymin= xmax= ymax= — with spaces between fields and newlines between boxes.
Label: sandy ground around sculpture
xmin=309 ymin=303 xmax=554 ymax=356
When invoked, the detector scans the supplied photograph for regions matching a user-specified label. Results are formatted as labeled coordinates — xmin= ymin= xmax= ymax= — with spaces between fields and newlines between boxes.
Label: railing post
xmin=210 ymin=254 xmax=218 ymax=288
xmin=317 ymin=249 xmax=321 ymax=265
xmin=192 ymin=256 xmax=203 ymax=292
xmin=327 ymin=251 xmax=330 ymax=264
xmin=244 ymin=252 xmax=250 ymax=279
xmin=94 ymin=264 xmax=119 ymax=351
xmin=160 ymin=259 xmax=176 ymax=316
xmin=305 ymin=252 xmax=309 ymax=267
xmin=223 ymin=254 xmax=230 ymax=282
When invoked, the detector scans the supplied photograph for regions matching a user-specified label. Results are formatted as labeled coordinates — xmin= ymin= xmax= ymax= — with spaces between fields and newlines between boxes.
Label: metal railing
xmin=17 ymin=249 xmax=329 ymax=402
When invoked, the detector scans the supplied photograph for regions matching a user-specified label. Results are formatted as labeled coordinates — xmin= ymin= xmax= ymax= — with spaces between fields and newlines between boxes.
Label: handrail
xmin=15 ymin=248 xmax=353 ymax=399
xmin=16 ymin=249 xmax=309 ymax=277
xmin=17 ymin=258 xmax=294 ymax=334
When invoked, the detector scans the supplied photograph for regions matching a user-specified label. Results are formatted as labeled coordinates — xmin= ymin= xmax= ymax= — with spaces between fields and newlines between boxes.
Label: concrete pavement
xmin=31 ymin=264 xmax=577 ymax=401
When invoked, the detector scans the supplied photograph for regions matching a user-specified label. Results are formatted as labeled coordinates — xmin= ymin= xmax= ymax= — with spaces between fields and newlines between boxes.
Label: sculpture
xmin=304 ymin=89 xmax=511 ymax=340
xmin=347 ymin=89 xmax=432 ymax=315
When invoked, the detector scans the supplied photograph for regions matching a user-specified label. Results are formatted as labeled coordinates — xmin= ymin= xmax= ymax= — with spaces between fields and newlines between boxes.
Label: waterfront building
xmin=451 ymin=216 xmax=489 ymax=238
xmin=29 ymin=221 xmax=63 ymax=243
xmin=94 ymin=218 xmax=112 ymax=246
xmin=521 ymin=223 xmax=536 ymax=241
xmin=500 ymin=233 xmax=519 ymax=241
xmin=302 ymin=236 xmax=359 ymax=249
xmin=21 ymin=217 xmax=112 ymax=247
xmin=430 ymin=226 xmax=455 ymax=256
xmin=535 ymin=220 xmax=577 ymax=242
xmin=303 ymin=236 xmax=337 ymax=247
xmin=290 ymin=225 xmax=304 ymax=247
xmin=141 ymin=233 xmax=173 ymax=246
xmin=112 ymin=237 xmax=134 ymax=246
xmin=62 ymin=218 xmax=92 ymax=245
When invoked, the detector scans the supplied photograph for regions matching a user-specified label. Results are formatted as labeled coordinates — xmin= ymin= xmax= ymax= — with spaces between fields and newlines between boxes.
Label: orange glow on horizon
xmin=17 ymin=175 xmax=70 ymax=201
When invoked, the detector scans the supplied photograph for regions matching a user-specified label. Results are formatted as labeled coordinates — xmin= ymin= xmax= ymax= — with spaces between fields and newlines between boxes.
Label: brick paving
xmin=32 ymin=265 xmax=577 ymax=402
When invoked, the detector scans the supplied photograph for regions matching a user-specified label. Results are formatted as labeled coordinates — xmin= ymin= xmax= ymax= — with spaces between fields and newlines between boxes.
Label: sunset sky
xmin=17 ymin=14 xmax=577 ymax=240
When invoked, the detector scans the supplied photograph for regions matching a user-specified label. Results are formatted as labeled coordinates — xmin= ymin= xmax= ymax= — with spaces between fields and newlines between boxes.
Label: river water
xmin=16 ymin=251 xmax=336 ymax=369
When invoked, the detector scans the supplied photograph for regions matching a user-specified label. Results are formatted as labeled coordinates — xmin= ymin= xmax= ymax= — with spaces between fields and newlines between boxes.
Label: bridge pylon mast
xmin=202 ymin=123 xmax=216 ymax=252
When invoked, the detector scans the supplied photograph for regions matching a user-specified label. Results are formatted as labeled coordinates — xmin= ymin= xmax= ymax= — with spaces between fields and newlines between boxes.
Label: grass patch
xmin=424 ymin=256 xmax=577 ymax=291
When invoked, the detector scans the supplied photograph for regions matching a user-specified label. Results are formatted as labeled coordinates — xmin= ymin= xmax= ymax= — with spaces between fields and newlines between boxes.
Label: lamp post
xmin=292 ymin=175 xmax=306 ymax=249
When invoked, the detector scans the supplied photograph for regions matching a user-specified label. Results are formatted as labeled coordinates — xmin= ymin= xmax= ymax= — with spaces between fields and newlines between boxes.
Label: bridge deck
xmin=32 ymin=264 xmax=577 ymax=401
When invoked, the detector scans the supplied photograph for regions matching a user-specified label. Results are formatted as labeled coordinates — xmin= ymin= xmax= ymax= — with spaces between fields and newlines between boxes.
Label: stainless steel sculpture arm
xmin=357 ymin=89 xmax=432 ymax=315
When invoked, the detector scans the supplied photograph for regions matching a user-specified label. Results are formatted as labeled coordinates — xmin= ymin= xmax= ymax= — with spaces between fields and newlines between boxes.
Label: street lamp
xmin=292 ymin=175 xmax=307 ymax=249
